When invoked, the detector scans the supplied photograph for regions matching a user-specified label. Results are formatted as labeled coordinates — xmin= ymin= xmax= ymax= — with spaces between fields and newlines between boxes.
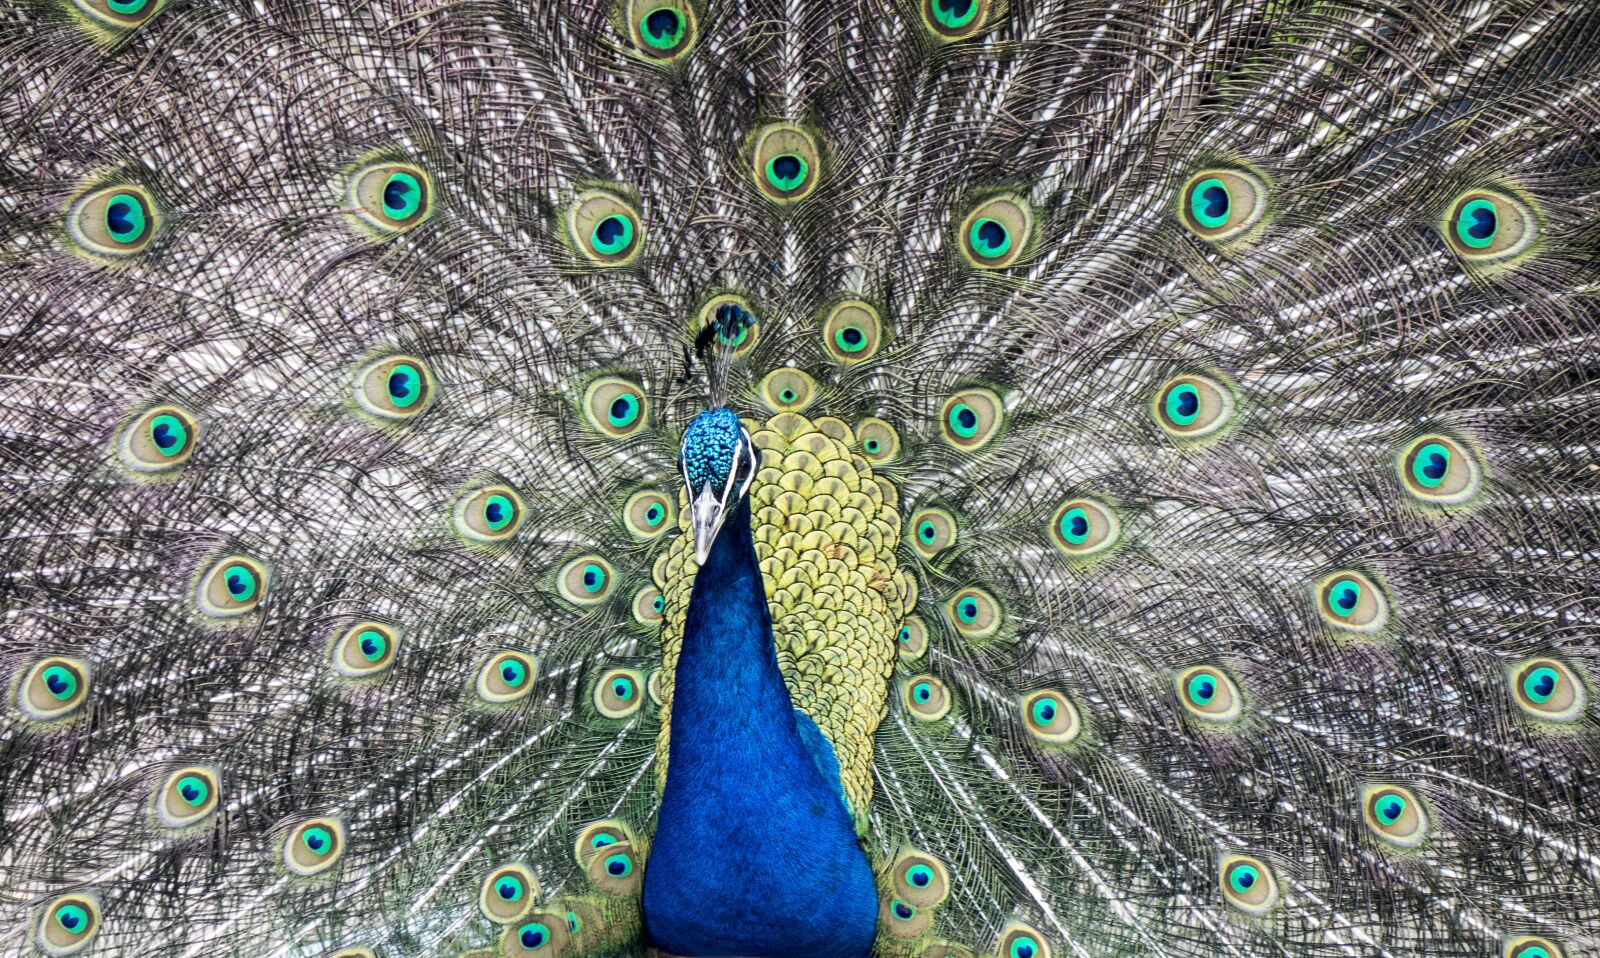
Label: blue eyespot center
xmin=43 ymin=666 xmax=76 ymax=699
xmin=892 ymin=899 xmax=915 ymax=920
xmin=914 ymin=683 xmax=932 ymax=702
xmin=519 ymin=922 xmax=549 ymax=947
xmin=604 ymin=852 xmax=633 ymax=877
xmin=497 ymin=879 xmax=520 ymax=900
xmin=1525 ymin=666 xmax=1559 ymax=703
xmin=384 ymin=179 xmax=414 ymax=214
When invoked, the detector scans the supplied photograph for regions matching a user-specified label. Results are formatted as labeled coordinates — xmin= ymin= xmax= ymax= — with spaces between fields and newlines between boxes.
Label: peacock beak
xmin=689 ymin=481 xmax=730 ymax=565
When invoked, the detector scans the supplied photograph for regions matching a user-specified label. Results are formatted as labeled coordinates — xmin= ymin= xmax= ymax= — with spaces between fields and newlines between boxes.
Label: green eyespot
xmin=196 ymin=555 xmax=268 ymax=619
xmin=897 ymin=616 xmax=929 ymax=659
xmin=759 ymin=367 xmax=817 ymax=412
xmin=1363 ymin=784 xmax=1428 ymax=848
xmin=573 ymin=820 xmax=636 ymax=868
xmin=1505 ymin=936 xmax=1566 ymax=958
xmin=1443 ymin=189 xmax=1535 ymax=264
xmin=569 ymin=190 xmax=644 ymax=266
xmin=855 ymin=418 xmax=901 ymax=464
xmin=623 ymin=489 xmax=676 ymax=541
xmin=68 ymin=183 xmax=158 ymax=257
xmin=586 ymin=843 xmax=641 ymax=894
xmin=594 ymin=667 xmax=645 ymax=718
xmin=692 ymin=294 xmax=760 ymax=357
xmin=454 ymin=485 xmax=525 ymax=542
xmin=348 ymin=162 xmax=432 ymax=234
xmin=355 ymin=355 xmax=435 ymax=421
xmin=958 ymin=195 xmax=1031 ymax=268
xmin=752 ymin=124 xmax=822 ymax=204
xmin=822 ymin=300 xmax=884 ymax=364
xmin=1048 ymin=498 xmax=1120 ymax=558
xmin=37 ymin=894 xmax=100 ymax=957
xmin=891 ymin=850 xmax=950 ymax=907
xmin=480 ymin=863 xmax=541 ymax=923
xmin=625 ymin=0 xmax=697 ymax=60
xmin=583 ymin=376 xmax=650 ymax=439
xmin=1220 ymin=854 xmax=1279 ymax=914
xmin=1509 ymin=658 xmax=1585 ymax=722
xmin=117 ymin=404 xmax=197 ymax=473
xmin=1398 ymin=433 xmax=1481 ymax=506
xmin=879 ymin=896 xmax=932 ymax=937
xmin=907 ymin=507 xmax=957 ymax=558
xmin=1315 ymin=571 xmax=1389 ymax=635
xmin=332 ymin=621 xmax=400 ymax=678
xmin=939 ymin=387 xmax=1004 ymax=451
xmin=633 ymin=586 xmax=666 ymax=625
xmin=945 ymin=587 xmax=1000 ymax=640
xmin=998 ymin=922 xmax=1052 ymax=958
xmin=284 ymin=818 xmax=344 ymax=875
xmin=156 ymin=767 xmax=220 ymax=828
xmin=903 ymin=675 xmax=952 ymax=721
xmin=558 ymin=555 xmax=617 ymax=606
xmin=919 ymin=0 xmax=992 ymax=40
xmin=1178 ymin=167 xmax=1267 ymax=243
xmin=1022 ymin=689 xmax=1082 ymax=744
xmin=19 ymin=657 xmax=90 ymax=722
xmin=477 ymin=651 xmax=537 ymax=705
xmin=1176 ymin=666 xmax=1243 ymax=723
xmin=1155 ymin=374 xmax=1233 ymax=438
xmin=502 ymin=913 xmax=571 ymax=955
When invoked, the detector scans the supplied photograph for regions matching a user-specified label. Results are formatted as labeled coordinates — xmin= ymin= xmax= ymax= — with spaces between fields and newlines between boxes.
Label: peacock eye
xmin=196 ymin=555 xmax=268 ymax=619
xmin=886 ymin=850 xmax=950 ymax=908
xmin=907 ymin=507 xmax=957 ymax=558
xmin=1506 ymin=937 xmax=1566 ymax=958
xmin=519 ymin=922 xmax=550 ymax=948
xmin=355 ymin=356 xmax=434 ymax=421
xmin=945 ymin=587 xmax=1000 ymax=640
xmin=1154 ymin=374 xmax=1233 ymax=438
xmin=37 ymin=894 xmax=100 ymax=956
xmin=1442 ymin=189 xmax=1535 ymax=263
xmin=1176 ymin=666 xmax=1243 ymax=722
xmin=626 ymin=0 xmax=696 ymax=59
xmin=1315 ymin=571 xmax=1389 ymax=634
xmin=569 ymin=190 xmax=644 ymax=266
xmin=1178 ymin=167 xmax=1267 ymax=243
xmin=759 ymin=367 xmax=817 ymax=412
xmin=1220 ymin=854 xmax=1279 ymax=913
xmin=119 ymin=404 xmax=198 ymax=473
xmin=583 ymin=376 xmax=649 ymax=439
xmin=752 ymin=123 xmax=822 ymax=204
xmin=959 ymin=195 xmax=1031 ymax=268
xmin=585 ymin=841 xmax=641 ymax=892
xmin=454 ymin=485 xmax=525 ymax=542
xmin=1509 ymin=658 xmax=1586 ymax=722
xmin=573 ymin=820 xmax=635 ymax=866
xmin=479 ymin=864 xmax=540 ymax=923
xmin=71 ymin=0 xmax=165 ymax=31
xmin=822 ymin=300 xmax=884 ymax=364
xmin=921 ymin=0 xmax=990 ymax=38
xmin=69 ymin=184 xmax=158 ymax=257
xmin=1048 ymin=498 xmax=1120 ymax=558
xmin=897 ymin=616 xmax=929 ymax=659
xmin=693 ymin=296 xmax=759 ymax=357
xmin=855 ymin=418 xmax=901 ymax=463
xmin=284 ymin=818 xmax=344 ymax=875
xmin=20 ymin=657 xmax=90 ymax=721
xmin=332 ymin=621 xmax=399 ymax=678
xmin=157 ymin=767 xmax=220 ymax=828
xmin=903 ymin=675 xmax=952 ymax=720
xmin=594 ymin=667 xmax=645 ymax=718
xmin=623 ymin=489 xmax=675 ymax=540
xmin=477 ymin=651 xmax=537 ymax=704
xmin=998 ymin=923 xmax=1052 ymax=958
xmin=1398 ymin=434 xmax=1481 ymax=505
xmin=1363 ymin=785 xmax=1428 ymax=847
xmin=632 ymin=587 xmax=665 ymax=625
xmin=1022 ymin=689 xmax=1082 ymax=744
xmin=348 ymin=162 xmax=432 ymax=234
xmin=939 ymin=387 xmax=1004 ymax=450
xmin=558 ymin=554 xmax=617 ymax=606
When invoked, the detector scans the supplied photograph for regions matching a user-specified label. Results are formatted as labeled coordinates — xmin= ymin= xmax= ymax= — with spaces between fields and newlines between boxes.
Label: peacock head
xmin=679 ymin=407 xmax=757 ymax=564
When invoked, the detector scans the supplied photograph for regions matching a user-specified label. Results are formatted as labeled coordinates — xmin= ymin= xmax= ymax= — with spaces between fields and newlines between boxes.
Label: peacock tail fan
xmin=2 ymin=0 xmax=1599 ymax=956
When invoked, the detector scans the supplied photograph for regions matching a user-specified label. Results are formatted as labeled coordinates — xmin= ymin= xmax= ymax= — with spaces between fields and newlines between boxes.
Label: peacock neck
xmin=643 ymin=494 xmax=879 ymax=958
xmin=669 ymin=496 xmax=800 ymax=754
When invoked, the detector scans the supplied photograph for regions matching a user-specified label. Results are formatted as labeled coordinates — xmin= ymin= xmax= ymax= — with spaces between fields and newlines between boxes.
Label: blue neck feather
xmin=642 ymin=496 xmax=879 ymax=958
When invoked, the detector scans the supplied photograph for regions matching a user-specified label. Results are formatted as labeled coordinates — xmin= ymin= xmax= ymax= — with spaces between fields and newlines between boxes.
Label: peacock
xmin=3 ymin=0 xmax=1599 ymax=955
